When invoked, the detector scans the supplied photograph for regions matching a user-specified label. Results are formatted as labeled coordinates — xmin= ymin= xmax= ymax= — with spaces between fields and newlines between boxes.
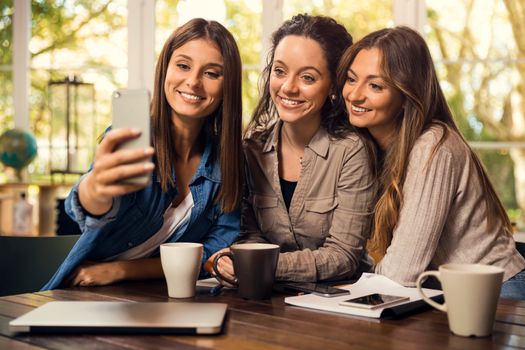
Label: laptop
xmin=9 ymin=301 xmax=227 ymax=335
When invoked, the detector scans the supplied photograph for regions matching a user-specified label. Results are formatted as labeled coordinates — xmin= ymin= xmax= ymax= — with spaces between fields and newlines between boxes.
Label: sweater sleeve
xmin=375 ymin=142 xmax=457 ymax=286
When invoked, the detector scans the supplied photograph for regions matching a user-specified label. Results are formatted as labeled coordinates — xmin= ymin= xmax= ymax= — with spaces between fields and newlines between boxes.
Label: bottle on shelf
xmin=12 ymin=192 xmax=33 ymax=235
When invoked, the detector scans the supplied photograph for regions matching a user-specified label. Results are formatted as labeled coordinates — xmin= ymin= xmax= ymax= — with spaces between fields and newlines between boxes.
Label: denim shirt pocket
xmin=303 ymin=196 xmax=338 ymax=239
xmin=89 ymin=204 xmax=151 ymax=260
xmin=252 ymin=194 xmax=279 ymax=233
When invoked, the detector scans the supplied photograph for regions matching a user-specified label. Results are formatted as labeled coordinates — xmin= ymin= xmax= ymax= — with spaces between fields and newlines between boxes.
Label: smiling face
xmin=269 ymin=35 xmax=332 ymax=125
xmin=164 ymin=38 xmax=224 ymax=123
xmin=342 ymin=48 xmax=404 ymax=146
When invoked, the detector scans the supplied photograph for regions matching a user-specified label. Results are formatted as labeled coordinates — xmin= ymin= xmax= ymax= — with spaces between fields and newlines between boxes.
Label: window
xmin=426 ymin=0 xmax=525 ymax=229
xmin=283 ymin=0 xmax=393 ymax=40
xmin=0 ymin=1 xmax=13 ymax=132
xmin=29 ymin=1 xmax=127 ymax=179
xmin=156 ymin=0 xmax=262 ymax=122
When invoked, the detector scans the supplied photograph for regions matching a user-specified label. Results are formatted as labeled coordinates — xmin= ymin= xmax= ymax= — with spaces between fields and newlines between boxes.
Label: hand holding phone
xmin=339 ymin=293 xmax=409 ymax=309
xmin=78 ymin=89 xmax=154 ymax=216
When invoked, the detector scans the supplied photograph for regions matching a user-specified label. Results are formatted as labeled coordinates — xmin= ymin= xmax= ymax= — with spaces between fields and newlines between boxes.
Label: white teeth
xmin=281 ymin=97 xmax=301 ymax=106
xmin=351 ymin=105 xmax=368 ymax=113
xmin=180 ymin=92 xmax=203 ymax=100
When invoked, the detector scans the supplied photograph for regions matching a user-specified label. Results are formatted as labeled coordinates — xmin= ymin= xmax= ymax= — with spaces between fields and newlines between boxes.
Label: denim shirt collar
xmin=152 ymin=137 xmax=221 ymax=186
xmin=262 ymin=119 xmax=330 ymax=158
xmin=192 ymin=139 xmax=221 ymax=184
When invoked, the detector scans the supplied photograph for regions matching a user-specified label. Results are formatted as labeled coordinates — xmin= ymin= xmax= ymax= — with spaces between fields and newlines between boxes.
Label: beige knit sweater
xmin=375 ymin=125 xmax=525 ymax=286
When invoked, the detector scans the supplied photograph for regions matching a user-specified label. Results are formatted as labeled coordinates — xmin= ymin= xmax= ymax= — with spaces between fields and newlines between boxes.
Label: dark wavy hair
xmin=246 ymin=14 xmax=353 ymax=138
xmin=151 ymin=18 xmax=243 ymax=212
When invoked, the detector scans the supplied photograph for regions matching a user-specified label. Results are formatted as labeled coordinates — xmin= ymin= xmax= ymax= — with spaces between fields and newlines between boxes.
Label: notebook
xmin=9 ymin=301 xmax=227 ymax=335
xmin=285 ymin=273 xmax=443 ymax=319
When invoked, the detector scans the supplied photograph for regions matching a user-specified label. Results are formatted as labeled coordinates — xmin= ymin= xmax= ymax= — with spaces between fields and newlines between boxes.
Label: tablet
xmin=9 ymin=301 xmax=227 ymax=335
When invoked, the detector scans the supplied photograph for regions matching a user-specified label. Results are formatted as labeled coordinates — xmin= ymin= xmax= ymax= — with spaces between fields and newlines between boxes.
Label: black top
xmin=280 ymin=177 xmax=297 ymax=211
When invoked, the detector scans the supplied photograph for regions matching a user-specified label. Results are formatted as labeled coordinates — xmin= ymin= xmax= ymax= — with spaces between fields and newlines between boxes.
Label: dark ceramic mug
xmin=213 ymin=243 xmax=280 ymax=299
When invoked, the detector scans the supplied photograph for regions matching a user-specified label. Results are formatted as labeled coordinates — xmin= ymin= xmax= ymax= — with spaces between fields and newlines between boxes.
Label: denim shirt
xmin=42 ymin=140 xmax=240 ymax=290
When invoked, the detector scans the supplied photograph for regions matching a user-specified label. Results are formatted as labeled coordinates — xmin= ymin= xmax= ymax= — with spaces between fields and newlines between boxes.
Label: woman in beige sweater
xmin=337 ymin=26 xmax=525 ymax=299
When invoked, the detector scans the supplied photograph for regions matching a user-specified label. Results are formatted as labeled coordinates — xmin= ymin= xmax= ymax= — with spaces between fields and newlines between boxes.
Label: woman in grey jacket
xmin=212 ymin=14 xmax=376 ymax=284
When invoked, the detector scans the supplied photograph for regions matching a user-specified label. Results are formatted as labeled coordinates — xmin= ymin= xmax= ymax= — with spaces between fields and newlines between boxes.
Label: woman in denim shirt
xmin=43 ymin=18 xmax=243 ymax=290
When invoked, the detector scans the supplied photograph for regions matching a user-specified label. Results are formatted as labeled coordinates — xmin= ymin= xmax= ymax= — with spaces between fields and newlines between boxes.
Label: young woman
xmin=337 ymin=26 xmax=525 ymax=299
xmin=43 ymin=18 xmax=243 ymax=290
xmin=213 ymin=14 xmax=376 ymax=284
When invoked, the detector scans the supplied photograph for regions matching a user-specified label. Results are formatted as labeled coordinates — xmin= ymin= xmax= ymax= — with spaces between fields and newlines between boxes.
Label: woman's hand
xmin=79 ymin=128 xmax=155 ymax=216
xmin=205 ymin=248 xmax=237 ymax=288
xmin=67 ymin=261 xmax=126 ymax=287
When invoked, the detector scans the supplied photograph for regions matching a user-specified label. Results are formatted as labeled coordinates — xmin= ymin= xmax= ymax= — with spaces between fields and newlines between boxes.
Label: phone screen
xmin=279 ymin=282 xmax=350 ymax=297
xmin=340 ymin=293 xmax=409 ymax=309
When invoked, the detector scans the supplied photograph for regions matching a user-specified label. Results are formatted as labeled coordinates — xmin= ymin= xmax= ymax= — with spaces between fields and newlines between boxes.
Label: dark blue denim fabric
xmin=42 ymin=140 xmax=239 ymax=290
xmin=501 ymin=268 xmax=525 ymax=300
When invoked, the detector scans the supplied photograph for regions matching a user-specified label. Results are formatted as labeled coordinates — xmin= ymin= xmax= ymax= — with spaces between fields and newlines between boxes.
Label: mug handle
xmin=416 ymin=271 xmax=447 ymax=312
xmin=213 ymin=251 xmax=238 ymax=286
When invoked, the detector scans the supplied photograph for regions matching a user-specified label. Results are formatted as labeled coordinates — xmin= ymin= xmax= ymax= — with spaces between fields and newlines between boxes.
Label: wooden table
xmin=1 ymin=280 xmax=524 ymax=349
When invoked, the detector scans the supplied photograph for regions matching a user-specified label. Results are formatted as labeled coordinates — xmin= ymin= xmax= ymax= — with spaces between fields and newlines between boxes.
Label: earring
xmin=330 ymin=93 xmax=337 ymax=101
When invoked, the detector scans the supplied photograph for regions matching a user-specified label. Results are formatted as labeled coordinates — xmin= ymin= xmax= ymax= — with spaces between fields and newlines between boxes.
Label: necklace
xmin=282 ymin=126 xmax=305 ymax=164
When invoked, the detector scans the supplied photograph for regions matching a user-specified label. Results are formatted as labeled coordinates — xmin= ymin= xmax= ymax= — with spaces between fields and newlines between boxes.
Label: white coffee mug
xmin=416 ymin=263 xmax=504 ymax=337
xmin=160 ymin=242 xmax=203 ymax=298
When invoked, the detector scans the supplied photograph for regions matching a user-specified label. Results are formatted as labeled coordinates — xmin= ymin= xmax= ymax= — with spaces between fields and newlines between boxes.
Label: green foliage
xmin=224 ymin=0 xmax=262 ymax=122
xmin=0 ymin=0 xmax=13 ymax=65
xmin=475 ymin=148 xmax=518 ymax=209
xmin=284 ymin=0 xmax=392 ymax=41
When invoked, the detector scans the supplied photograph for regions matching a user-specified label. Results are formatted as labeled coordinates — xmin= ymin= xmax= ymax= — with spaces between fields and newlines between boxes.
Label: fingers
xmin=94 ymin=146 xmax=154 ymax=171
xmin=85 ymin=129 xmax=155 ymax=201
xmin=92 ymin=161 xmax=154 ymax=188
xmin=217 ymin=256 xmax=235 ymax=276
xmin=219 ymin=279 xmax=236 ymax=289
xmin=206 ymin=249 xmax=237 ymax=288
xmin=67 ymin=267 xmax=87 ymax=287
xmin=215 ymin=256 xmax=237 ymax=285
xmin=97 ymin=128 xmax=142 ymax=155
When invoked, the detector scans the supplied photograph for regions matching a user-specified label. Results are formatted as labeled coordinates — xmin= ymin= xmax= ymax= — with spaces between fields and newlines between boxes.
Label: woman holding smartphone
xmin=212 ymin=14 xmax=376 ymax=284
xmin=43 ymin=18 xmax=243 ymax=289
xmin=337 ymin=26 xmax=525 ymax=299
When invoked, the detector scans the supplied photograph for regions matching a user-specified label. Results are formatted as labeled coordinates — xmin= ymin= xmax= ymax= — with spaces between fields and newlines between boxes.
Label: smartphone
xmin=278 ymin=282 xmax=350 ymax=297
xmin=339 ymin=293 xmax=409 ymax=309
xmin=111 ymin=88 xmax=151 ymax=185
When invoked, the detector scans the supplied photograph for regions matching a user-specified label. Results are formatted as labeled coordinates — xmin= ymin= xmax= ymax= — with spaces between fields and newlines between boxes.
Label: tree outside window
xmin=426 ymin=0 xmax=525 ymax=229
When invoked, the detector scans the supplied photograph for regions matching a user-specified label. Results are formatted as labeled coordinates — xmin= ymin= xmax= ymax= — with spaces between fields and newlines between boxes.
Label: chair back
xmin=0 ymin=235 xmax=78 ymax=296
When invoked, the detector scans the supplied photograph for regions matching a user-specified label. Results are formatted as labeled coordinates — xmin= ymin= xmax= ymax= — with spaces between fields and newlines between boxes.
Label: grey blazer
xmin=239 ymin=120 xmax=376 ymax=282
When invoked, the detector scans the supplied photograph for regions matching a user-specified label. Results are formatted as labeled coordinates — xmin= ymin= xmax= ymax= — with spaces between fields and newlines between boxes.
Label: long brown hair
xmin=337 ymin=26 xmax=512 ymax=255
xmin=150 ymin=18 xmax=242 ymax=212
xmin=247 ymin=14 xmax=353 ymax=139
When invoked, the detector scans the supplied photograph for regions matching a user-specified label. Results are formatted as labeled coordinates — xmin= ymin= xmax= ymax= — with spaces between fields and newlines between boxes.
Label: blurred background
xmin=0 ymin=0 xmax=524 ymax=234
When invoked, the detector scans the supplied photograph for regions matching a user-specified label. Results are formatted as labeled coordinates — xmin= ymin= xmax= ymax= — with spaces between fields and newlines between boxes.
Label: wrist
xmin=114 ymin=260 xmax=129 ymax=281
xmin=83 ymin=174 xmax=112 ymax=205
xmin=79 ymin=174 xmax=113 ymax=215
